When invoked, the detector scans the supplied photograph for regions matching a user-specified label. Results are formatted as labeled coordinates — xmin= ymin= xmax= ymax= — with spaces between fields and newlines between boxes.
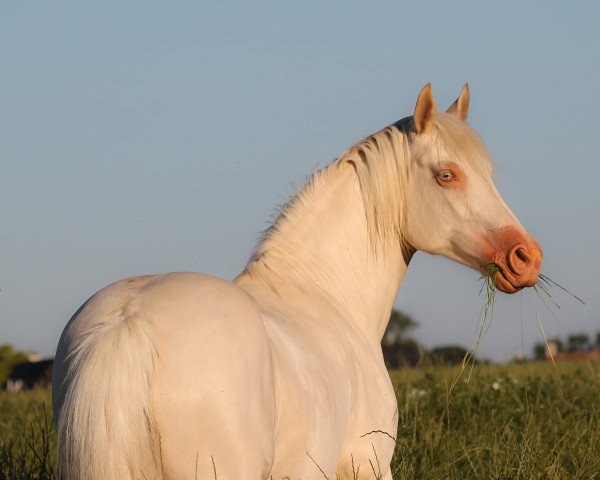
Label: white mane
xmin=248 ymin=124 xmax=411 ymax=269
xmin=247 ymin=113 xmax=493 ymax=272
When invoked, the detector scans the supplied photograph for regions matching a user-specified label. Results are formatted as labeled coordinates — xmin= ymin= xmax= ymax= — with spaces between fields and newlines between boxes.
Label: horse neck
xmin=235 ymin=160 xmax=410 ymax=343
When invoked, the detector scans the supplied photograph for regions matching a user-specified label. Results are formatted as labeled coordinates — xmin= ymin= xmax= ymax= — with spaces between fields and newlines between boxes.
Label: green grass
xmin=0 ymin=390 xmax=55 ymax=480
xmin=389 ymin=361 xmax=600 ymax=479
xmin=1 ymin=361 xmax=599 ymax=479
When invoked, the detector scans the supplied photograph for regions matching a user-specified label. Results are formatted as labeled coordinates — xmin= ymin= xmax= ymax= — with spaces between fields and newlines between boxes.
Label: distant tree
xmin=429 ymin=345 xmax=472 ymax=365
xmin=0 ymin=344 xmax=29 ymax=386
xmin=567 ymin=333 xmax=590 ymax=353
xmin=596 ymin=331 xmax=600 ymax=348
xmin=382 ymin=309 xmax=422 ymax=368
xmin=532 ymin=342 xmax=546 ymax=360
xmin=382 ymin=309 xmax=418 ymax=346
xmin=383 ymin=340 xmax=424 ymax=369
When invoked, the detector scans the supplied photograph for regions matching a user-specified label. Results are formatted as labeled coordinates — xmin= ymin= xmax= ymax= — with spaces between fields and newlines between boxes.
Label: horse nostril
xmin=508 ymin=245 xmax=531 ymax=275
xmin=515 ymin=247 xmax=528 ymax=263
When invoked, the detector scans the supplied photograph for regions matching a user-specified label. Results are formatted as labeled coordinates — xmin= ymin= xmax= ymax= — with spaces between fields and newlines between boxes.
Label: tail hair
xmin=56 ymin=314 xmax=161 ymax=479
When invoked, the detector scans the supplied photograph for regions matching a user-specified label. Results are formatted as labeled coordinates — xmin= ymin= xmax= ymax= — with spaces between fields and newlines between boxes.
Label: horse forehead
xmin=436 ymin=121 xmax=494 ymax=170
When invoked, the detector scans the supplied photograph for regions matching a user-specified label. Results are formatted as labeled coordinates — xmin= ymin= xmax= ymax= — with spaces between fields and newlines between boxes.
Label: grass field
xmin=1 ymin=361 xmax=599 ymax=479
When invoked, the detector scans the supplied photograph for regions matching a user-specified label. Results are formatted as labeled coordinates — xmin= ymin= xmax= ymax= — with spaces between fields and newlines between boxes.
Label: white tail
xmin=56 ymin=314 xmax=161 ymax=479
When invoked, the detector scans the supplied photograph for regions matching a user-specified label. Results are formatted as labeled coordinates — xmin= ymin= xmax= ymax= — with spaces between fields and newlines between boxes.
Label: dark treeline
xmin=381 ymin=309 xmax=475 ymax=368
xmin=382 ymin=310 xmax=600 ymax=368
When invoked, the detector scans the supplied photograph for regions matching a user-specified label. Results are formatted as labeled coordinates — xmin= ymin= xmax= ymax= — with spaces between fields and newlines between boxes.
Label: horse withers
xmin=52 ymin=84 xmax=542 ymax=479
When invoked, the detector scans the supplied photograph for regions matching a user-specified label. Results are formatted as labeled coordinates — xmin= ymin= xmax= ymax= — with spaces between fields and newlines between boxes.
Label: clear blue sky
xmin=1 ymin=1 xmax=598 ymax=361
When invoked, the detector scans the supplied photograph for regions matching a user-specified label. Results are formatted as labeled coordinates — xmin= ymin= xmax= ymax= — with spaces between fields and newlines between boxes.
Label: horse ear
xmin=413 ymin=83 xmax=436 ymax=134
xmin=445 ymin=83 xmax=470 ymax=121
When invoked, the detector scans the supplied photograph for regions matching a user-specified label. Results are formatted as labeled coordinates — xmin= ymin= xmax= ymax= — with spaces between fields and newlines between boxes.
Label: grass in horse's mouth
xmin=450 ymin=264 xmax=585 ymax=391
xmin=482 ymin=262 xmax=501 ymax=295
xmin=529 ymin=273 xmax=585 ymax=364
xmin=449 ymin=263 xmax=501 ymax=390
xmin=536 ymin=273 xmax=585 ymax=305
xmin=475 ymin=261 xmax=501 ymax=358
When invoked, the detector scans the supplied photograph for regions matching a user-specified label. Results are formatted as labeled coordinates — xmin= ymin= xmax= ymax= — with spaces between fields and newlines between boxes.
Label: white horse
xmin=52 ymin=84 xmax=542 ymax=479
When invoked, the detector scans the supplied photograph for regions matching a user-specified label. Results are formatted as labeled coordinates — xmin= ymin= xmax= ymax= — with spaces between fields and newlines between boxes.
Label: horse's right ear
xmin=413 ymin=83 xmax=436 ymax=134
xmin=446 ymin=83 xmax=470 ymax=121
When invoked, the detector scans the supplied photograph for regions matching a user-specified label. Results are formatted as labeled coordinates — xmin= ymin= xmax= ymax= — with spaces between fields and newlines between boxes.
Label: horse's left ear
xmin=445 ymin=83 xmax=470 ymax=121
xmin=413 ymin=83 xmax=437 ymax=134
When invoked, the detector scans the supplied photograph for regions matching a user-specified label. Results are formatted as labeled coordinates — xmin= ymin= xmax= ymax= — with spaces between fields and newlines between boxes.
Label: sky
xmin=1 ymin=1 xmax=599 ymax=362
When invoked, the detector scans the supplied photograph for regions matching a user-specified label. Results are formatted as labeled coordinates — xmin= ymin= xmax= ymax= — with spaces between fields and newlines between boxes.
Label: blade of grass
xmin=450 ymin=262 xmax=499 ymax=391
xmin=539 ymin=273 xmax=585 ymax=305
xmin=535 ymin=282 xmax=561 ymax=310
xmin=530 ymin=289 xmax=556 ymax=366
xmin=520 ymin=291 xmax=526 ymax=362
xmin=533 ymin=285 xmax=564 ymax=328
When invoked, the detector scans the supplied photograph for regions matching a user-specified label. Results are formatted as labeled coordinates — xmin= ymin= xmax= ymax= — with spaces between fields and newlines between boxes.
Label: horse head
xmin=401 ymin=83 xmax=542 ymax=293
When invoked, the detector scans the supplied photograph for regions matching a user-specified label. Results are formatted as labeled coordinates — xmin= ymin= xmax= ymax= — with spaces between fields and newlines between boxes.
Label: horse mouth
xmin=492 ymin=268 xmax=522 ymax=294
xmin=483 ymin=229 xmax=543 ymax=294
xmin=488 ymin=262 xmax=539 ymax=294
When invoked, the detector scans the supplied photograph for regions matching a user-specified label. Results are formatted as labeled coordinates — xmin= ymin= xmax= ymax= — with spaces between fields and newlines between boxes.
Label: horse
xmin=52 ymin=83 xmax=543 ymax=479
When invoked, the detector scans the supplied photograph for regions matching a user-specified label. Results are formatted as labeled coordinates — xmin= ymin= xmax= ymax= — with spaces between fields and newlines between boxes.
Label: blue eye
xmin=438 ymin=171 xmax=455 ymax=182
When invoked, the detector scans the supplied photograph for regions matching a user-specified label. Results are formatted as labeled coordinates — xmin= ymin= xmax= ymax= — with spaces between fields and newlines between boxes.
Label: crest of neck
xmin=236 ymin=161 xmax=412 ymax=342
